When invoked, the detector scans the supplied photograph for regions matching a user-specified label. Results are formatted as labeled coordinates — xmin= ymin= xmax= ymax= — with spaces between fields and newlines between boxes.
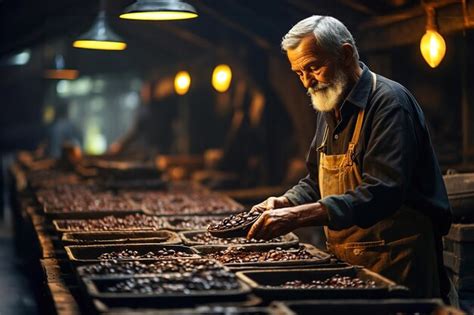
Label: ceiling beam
xmin=337 ymin=0 xmax=377 ymax=15
xmin=359 ymin=0 xmax=461 ymax=30
xmin=157 ymin=23 xmax=214 ymax=50
xmin=358 ymin=1 xmax=474 ymax=52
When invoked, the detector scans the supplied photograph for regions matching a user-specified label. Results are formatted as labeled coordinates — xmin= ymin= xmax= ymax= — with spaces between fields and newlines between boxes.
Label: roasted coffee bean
xmin=98 ymin=248 xmax=193 ymax=260
xmin=101 ymin=270 xmax=240 ymax=294
xmin=165 ymin=216 xmax=224 ymax=230
xmin=56 ymin=214 xmax=164 ymax=231
xmin=82 ymin=258 xmax=223 ymax=275
xmin=267 ymin=274 xmax=378 ymax=289
xmin=188 ymin=232 xmax=285 ymax=245
xmin=125 ymin=191 xmax=244 ymax=215
xmin=204 ymin=246 xmax=322 ymax=264
xmin=208 ymin=209 xmax=261 ymax=231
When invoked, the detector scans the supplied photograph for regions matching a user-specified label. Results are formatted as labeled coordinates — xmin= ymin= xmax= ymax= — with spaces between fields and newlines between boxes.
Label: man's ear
xmin=341 ymin=43 xmax=355 ymax=66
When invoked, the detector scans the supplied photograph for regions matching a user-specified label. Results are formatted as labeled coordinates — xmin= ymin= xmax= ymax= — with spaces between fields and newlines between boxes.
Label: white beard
xmin=307 ymin=69 xmax=348 ymax=112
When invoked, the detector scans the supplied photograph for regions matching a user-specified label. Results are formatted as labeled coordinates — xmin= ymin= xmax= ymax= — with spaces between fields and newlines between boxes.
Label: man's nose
xmin=302 ymin=72 xmax=315 ymax=89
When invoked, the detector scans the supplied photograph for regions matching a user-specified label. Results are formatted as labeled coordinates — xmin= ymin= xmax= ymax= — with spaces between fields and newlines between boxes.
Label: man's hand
xmin=247 ymin=202 xmax=328 ymax=240
xmin=251 ymin=196 xmax=291 ymax=213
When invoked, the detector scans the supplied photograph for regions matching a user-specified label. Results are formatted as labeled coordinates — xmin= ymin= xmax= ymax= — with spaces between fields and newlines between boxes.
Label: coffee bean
xmin=124 ymin=191 xmax=244 ymax=215
xmin=267 ymin=274 xmax=378 ymax=289
xmin=82 ymin=258 xmax=223 ymax=276
xmin=204 ymin=246 xmax=325 ymax=264
xmin=98 ymin=248 xmax=193 ymax=260
xmin=37 ymin=185 xmax=136 ymax=212
xmin=208 ymin=209 xmax=263 ymax=232
xmin=102 ymin=270 xmax=240 ymax=294
xmin=166 ymin=216 xmax=225 ymax=230
xmin=56 ymin=214 xmax=164 ymax=232
xmin=189 ymin=232 xmax=286 ymax=245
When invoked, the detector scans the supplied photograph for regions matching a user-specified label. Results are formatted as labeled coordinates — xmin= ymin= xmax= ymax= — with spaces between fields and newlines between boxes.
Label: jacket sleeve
xmin=320 ymin=100 xmax=418 ymax=230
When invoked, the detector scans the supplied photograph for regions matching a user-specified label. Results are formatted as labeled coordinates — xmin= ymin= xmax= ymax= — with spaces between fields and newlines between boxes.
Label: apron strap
xmin=346 ymin=72 xmax=377 ymax=164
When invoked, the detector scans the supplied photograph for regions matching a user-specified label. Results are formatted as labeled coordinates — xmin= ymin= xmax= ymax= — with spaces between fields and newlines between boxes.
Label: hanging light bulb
xmin=174 ymin=71 xmax=191 ymax=95
xmin=420 ymin=6 xmax=446 ymax=68
xmin=212 ymin=64 xmax=232 ymax=93
xmin=73 ymin=1 xmax=126 ymax=50
xmin=120 ymin=0 xmax=198 ymax=21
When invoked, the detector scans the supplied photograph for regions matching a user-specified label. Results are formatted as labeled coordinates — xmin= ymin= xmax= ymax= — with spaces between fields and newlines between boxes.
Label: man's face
xmin=287 ymin=36 xmax=348 ymax=112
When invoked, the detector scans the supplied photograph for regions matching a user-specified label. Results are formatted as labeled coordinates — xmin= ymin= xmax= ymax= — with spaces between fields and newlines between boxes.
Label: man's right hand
xmin=251 ymin=196 xmax=291 ymax=213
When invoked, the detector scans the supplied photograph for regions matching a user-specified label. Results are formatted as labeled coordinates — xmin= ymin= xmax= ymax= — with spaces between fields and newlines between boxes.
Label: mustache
xmin=307 ymin=82 xmax=331 ymax=96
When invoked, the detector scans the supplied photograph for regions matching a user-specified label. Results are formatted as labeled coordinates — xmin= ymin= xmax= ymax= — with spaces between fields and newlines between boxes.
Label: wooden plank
xmin=47 ymin=282 xmax=81 ymax=315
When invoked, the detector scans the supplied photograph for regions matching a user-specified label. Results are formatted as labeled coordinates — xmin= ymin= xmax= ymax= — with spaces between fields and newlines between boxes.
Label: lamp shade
xmin=73 ymin=12 xmax=127 ymax=50
xmin=120 ymin=0 xmax=198 ymax=20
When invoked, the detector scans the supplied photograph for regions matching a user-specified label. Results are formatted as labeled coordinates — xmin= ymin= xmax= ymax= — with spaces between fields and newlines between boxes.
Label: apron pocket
xmin=340 ymin=240 xmax=389 ymax=270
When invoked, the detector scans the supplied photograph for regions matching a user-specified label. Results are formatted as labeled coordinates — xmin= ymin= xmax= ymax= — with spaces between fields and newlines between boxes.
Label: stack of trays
xmin=73 ymin=250 xmax=251 ymax=308
xmin=444 ymin=223 xmax=474 ymax=302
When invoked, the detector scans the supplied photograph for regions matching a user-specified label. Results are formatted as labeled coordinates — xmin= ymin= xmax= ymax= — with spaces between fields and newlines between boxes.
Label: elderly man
xmin=247 ymin=16 xmax=451 ymax=298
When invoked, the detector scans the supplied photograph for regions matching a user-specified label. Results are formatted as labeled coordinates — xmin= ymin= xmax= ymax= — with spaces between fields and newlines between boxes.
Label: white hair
xmin=281 ymin=15 xmax=359 ymax=61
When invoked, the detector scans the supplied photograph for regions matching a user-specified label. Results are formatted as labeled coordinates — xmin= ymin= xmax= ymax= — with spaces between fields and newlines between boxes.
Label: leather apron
xmin=318 ymin=72 xmax=440 ymax=298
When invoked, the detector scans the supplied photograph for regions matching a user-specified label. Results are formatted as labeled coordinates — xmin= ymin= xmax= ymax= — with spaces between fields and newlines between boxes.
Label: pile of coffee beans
xmin=165 ymin=216 xmax=225 ymax=231
xmin=55 ymin=214 xmax=164 ymax=232
xmin=81 ymin=258 xmax=223 ymax=276
xmin=208 ymin=209 xmax=261 ymax=231
xmin=187 ymin=232 xmax=285 ymax=245
xmin=38 ymin=185 xmax=136 ymax=212
xmin=98 ymin=248 xmax=193 ymax=260
xmin=127 ymin=191 xmax=244 ymax=215
xmin=101 ymin=270 xmax=240 ymax=294
xmin=204 ymin=246 xmax=318 ymax=264
xmin=268 ymin=275 xmax=377 ymax=289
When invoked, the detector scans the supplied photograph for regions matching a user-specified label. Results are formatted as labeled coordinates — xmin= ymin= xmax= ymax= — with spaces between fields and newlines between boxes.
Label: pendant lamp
xmin=44 ymin=54 xmax=79 ymax=80
xmin=73 ymin=0 xmax=127 ymax=50
xmin=120 ymin=0 xmax=198 ymax=21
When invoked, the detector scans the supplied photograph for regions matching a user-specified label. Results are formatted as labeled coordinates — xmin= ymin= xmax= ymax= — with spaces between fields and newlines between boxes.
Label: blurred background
xmin=1 ymin=0 xmax=474 ymax=187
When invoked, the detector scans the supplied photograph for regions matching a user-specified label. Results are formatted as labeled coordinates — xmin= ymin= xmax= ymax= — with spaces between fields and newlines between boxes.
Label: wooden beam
xmin=358 ymin=2 xmax=474 ymax=52
xmin=195 ymin=1 xmax=272 ymax=50
xmin=337 ymin=0 xmax=377 ymax=15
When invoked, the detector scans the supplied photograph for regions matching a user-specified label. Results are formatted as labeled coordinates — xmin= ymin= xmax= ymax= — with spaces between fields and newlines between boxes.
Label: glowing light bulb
xmin=212 ymin=64 xmax=232 ymax=92
xmin=174 ymin=71 xmax=191 ymax=95
xmin=420 ymin=29 xmax=446 ymax=68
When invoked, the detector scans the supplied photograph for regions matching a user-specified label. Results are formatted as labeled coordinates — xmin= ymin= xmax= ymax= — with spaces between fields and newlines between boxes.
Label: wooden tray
xmin=61 ymin=230 xmax=181 ymax=245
